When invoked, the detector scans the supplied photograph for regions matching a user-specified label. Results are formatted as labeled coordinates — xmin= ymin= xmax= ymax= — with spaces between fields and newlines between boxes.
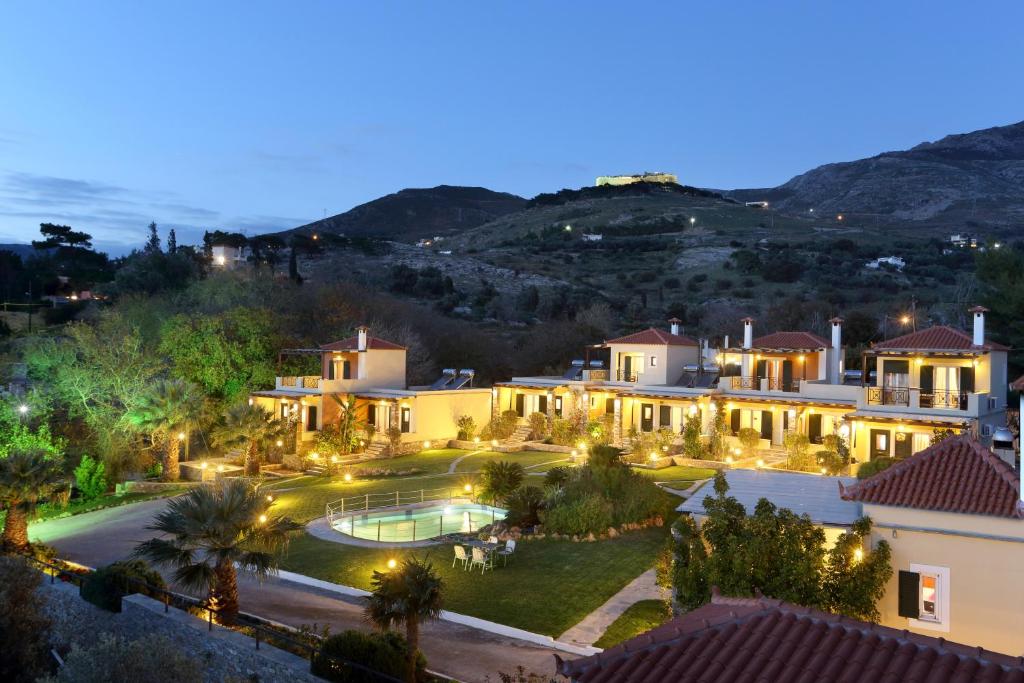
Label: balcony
xmin=616 ymin=370 xmax=638 ymax=382
xmin=920 ymin=389 xmax=968 ymax=410
xmin=866 ymin=386 xmax=910 ymax=407
xmin=766 ymin=377 xmax=801 ymax=393
xmin=278 ymin=375 xmax=322 ymax=391
xmin=730 ymin=376 xmax=756 ymax=390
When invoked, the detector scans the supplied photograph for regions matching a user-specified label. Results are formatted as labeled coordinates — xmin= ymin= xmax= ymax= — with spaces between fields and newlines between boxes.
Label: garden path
xmin=557 ymin=568 xmax=668 ymax=647
xmin=446 ymin=448 xmax=486 ymax=473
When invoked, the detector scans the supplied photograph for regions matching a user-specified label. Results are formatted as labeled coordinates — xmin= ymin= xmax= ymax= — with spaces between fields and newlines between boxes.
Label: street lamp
xmin=689 ymin=217 xmax=696 ymax=228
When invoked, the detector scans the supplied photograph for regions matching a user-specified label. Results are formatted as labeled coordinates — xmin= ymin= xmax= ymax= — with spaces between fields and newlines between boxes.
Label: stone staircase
xmin=507 ymin=423 xmax=533 ymax=445
xmin=363 ymin=440 xmax=389 ymax=459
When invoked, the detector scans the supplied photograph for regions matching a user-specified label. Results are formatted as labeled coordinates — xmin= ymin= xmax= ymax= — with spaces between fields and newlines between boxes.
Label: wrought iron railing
xmin=920 ymin=390 xmax=968 ymax=410
xmin=731 ymin=376 xmax=756 ymax=390
xmin=767 ymin=377 xmax=800 ymax=392
xmin=616 ymin=370 xmax=638 ymax=382
xmin=280 ymin=375 xmax=322 ymax=389
xmin=867 ymin=386 xmax=910 ymax=406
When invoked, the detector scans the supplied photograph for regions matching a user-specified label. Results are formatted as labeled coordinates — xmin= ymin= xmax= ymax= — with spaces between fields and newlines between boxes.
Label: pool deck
xmin=307 ymin=516 xmax=448 ymax=548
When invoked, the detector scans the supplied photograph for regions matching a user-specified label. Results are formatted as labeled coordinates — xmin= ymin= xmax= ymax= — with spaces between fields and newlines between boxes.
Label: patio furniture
xmin=496 ymin=539 xmax=516 ymax=566
xmin=470 ymin=546 xmax=493 ymax=574
xmin=452 ymin=545 xmax=470 ymax=570
xmin=488 ymin=535 xmax=499 ymax=545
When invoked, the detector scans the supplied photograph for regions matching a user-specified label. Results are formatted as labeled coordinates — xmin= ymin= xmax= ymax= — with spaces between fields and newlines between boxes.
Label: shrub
xmin=544 ymin=466 xmax=571 ymax=490
xmin=81 ymin=559 xmax=167 ymax=613
xmin=504 ymin=486 xmax=544 ymax=527
xmin=856 ymin=457 xmax=893 ymax=480
xmin=540 ymin=493 xmax=613 ymax=536
xmin=480 ymin=410 xmax=518 ymax=441
xmin=74 ymin=454 xmax=107 ymax=502
xmin=385 ymin=427 xmax=402 ymax=456
xmin=51 ymin=634 xmax=203 ymax=682
xmin=0 ymin=555 xmax=51 ymax=680
xmin=550 ymin=417 xmax=583 ymax=446
xmin=588 ymin=444 xmax=624 ymax=470
xmin=784 ymin=432 xmax=814 ymax=471
xmin=681 ymin=414 xmax=702 ymax=459
xmin=737 ymin=428 xmax=760 ymax=456
xmin=312 ymin=629 xmax=425 ymax=683
xmin=479 ymin=460 xmax=525 ymax=505
xmin=455 ymin=415 xmax=476 ymax=441
xmin=527 ymin=412 xmax=548 ymax=440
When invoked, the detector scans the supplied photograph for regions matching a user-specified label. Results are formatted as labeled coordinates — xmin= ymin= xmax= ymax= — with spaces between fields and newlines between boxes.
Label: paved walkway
xmin=446 ymin=448 xmax=485 ymax=473
xmin=557 ymin=568 xmax=668 ymax=647
xmin=29 ymin=498 xmax=574 ymax=683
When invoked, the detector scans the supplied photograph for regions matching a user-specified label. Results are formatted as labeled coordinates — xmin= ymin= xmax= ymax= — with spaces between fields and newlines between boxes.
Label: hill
xmin=286 ymin=185 xmax=526 ymax=242
xmin=0 ymin=243 xmax=39 ymax=259
xmin=728 ymin=120 xmax=1024 ymax=229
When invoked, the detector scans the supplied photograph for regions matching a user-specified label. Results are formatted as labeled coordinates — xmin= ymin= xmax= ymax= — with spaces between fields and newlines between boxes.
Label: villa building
xmin=250 ymin=326 xmax=491 ymax=454
xmin=494 ymin=307 xmax=1009 ymax=467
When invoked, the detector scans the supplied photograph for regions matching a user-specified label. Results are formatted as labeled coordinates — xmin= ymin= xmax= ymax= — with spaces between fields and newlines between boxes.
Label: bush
xmin=455 ymin=415 xmax=476 ymax=441
xmin=481 ymin=410 xmax=518 ymax=441
xmin=588 ymin=444 xmax=624 ymax=470
xmin=737 ymin=428 xmax=761 ymax=455
xmin=540 ymin=492 xmax=613 ymax=536
xmin=479 ymin=460 xmax=525 ymax=505
xmin=312 ymin=630 xmax=425 ymax=683
xmin=0 ymin=556 xmax=51 ymax=681
xmin=527 ymin=412 xmax=548 ymax=440
xmin=784 ymin=432 xmax=814 ymax=471
xmin=544 ymin=466 xmax=571 ymax=490
xmin=73 ymin=454 xmax=107 ymax=502
xmin=81 ymin=560 xmax=166 ymax=613
xmin=51 ymin=634 xmax=202 ymax=682
xmin=856 ymin=457 xmax=894 ymax=480
xmin=504 ymin=486 xmax=544 ymax=527
xmin=550 ymin=416 xmax=583 ymax=446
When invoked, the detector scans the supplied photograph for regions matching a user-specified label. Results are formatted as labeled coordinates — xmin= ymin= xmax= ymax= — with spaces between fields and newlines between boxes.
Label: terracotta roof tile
xmin=751 ymin=331 xmax=831 ymax=349
xmin=839 ymin=436 xmax=1023 ymax=519
xmin=320 ymin=336 xmax=406 ymax=351
xmin=605 ymin=328 xmax=698 ymax=346
xmin=559 ymin=593 xmax=1024 ymax=683
xmin=873 ymin=325 xmax=1009 ymax=352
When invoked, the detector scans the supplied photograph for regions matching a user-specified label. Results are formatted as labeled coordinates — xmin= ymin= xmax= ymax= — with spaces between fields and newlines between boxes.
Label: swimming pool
xmin=329 ymin=502 xmax=507 ymax=543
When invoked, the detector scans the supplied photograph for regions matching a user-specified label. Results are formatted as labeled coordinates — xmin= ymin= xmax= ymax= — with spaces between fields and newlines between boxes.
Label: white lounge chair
xmin=496 ymin=539 xmax=516 ymax=566
xmin=470 ymin=546 xmax=493 ymax=574
xmin=452 ymin=545 xmax=469 ymax=570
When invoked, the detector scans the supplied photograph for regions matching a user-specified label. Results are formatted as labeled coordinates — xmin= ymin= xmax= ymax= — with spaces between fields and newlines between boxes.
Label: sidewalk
xmin=557 ymin=568 xmax=667 ymax=647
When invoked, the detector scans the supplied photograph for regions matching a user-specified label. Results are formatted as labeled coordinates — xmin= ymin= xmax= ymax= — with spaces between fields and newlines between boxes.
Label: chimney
xmin=969 ymin=306 xmax=988 ymax=346
xmin=741 ymin=318 xmax=754 ymax=349
xmin=668 ymin=317 xmax=682 ymax=336
xmin=357 ymin=326 xmax=369 ymax=352
xmin=829 ymin=317 xmax=843 ymax=385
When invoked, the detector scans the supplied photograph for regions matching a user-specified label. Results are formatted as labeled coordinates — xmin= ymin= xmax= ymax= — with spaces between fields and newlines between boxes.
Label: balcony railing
xmin=920 ymin=390 xmax=968 ymax=410
xmin=867 ymin=386 xmax=910 ymax=407
xmin=731 ymin=376 xmax=756 ymax=390
xmin=766 ymin=377 xmax=800 ymax=392
xmin=616 ymin=370 xmax=638 ymax=382
xmin=280 ymin=375 xmax=322 ymax=389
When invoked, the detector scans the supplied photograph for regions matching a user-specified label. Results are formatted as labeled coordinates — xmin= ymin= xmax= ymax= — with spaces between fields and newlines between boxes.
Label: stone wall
xmin=40 ymin=579 xmax=319 ymax=682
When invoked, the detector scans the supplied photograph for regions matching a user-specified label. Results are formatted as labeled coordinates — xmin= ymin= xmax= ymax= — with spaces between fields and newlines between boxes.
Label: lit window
xmin=920 ymin=573 xmax=939 ymax=622
xmin=899 ymin=564 xmax=950 ymax=632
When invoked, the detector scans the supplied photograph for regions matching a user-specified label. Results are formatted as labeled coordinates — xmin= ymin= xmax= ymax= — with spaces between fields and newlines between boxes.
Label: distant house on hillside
xmin=581 ymin=233 xmax=603 ymax=242
xmin=866 ymin=255 xmax=905 ymax=271
xmin=595 ymin=172 xmax=677 ymax=187
xmin=211 ymin=243 xmax=248 ymax=269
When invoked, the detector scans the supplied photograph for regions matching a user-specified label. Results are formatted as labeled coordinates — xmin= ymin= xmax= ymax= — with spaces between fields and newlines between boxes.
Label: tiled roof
xmin=1011 ymin=374 xmax=1024 ymax=392
xmin=605 ymin=328 xmax=698 ymax=346
xmin=872 ymin=325 xmax=1009 ymax=352
xmin=839 ymin=436 xmax=1023 ymax=519
xmin=320 ymin=336 xmax=406 ymax=351
xmin=751 ymin=331 xmax=831 ymax=349
xmin=559 ymin=591 xmax=1024 ymax=683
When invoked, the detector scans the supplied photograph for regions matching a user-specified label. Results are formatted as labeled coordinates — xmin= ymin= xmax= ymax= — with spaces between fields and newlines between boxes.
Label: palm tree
xmin=128 ymin=379 xmax=205 ymax=481
xmin=213 ymin=403 xmax=289 ymax=476
xmin=133 ymin=478 xmax=299 ymax=623
xmin=478 ymin=460 xmax=525 ymax=505
xmin=366 ymin=556 xmax=444 ymax=683
xmin=0 ymin=449 xmax=66 ymax=553
xmin=329 ymin=394 xmax=365 ymax=454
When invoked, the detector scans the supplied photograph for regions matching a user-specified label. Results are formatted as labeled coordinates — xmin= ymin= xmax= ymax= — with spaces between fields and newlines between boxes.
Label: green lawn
xmin=281 ymin=527 xmax=669 ymax=637
xmin=593 ymin=599 xmax=672 ymax=649
xmin=635 ymin=465 xmax=716 ymax=482
xmin=451 ymin=450 xmax=570 ymax=473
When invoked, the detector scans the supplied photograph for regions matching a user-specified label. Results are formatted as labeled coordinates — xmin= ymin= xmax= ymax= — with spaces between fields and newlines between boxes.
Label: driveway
xmin=30 ymin=499 xmax=571 ymax=683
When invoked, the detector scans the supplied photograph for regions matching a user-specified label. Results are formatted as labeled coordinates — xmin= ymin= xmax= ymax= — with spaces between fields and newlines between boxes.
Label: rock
xmin=607 ymin=527 xmax=618 ymax=538
xmin=535 ymin=533 xmax=545 ymax=540
xmin=586 ymin=532 xmax=596 ymax=542
xmin=572 ymin=535 xmax=580 ymax=542
xmin=654 ymin=516 xmax=664 ymax=527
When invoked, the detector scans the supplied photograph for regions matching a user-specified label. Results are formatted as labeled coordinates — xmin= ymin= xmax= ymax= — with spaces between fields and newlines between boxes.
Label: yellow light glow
xmin=215 ymin=255 xmax=226 ymax=266
xmin=330 ymin=455 xmax=338 ymax=463
xmin=464 ymin=483 xmax=472 ymax=492
xmin=820 ymin=467 xmax=827 ymax=474
xmin=915 ymin=357 xmax=923 ymax=366
xmin=276 ymin=440 xmax=283 ymax=447
xmin=387 ymin=559 xmax=397 ymax=569
xmin=577 ymin=441 xmax=587 ymax=450
xmin=798 ymin=355 xmax=805 ymax=362
xmin=423 ymin=440 xmax=431 ymax=449
xmin=725 ymin=455 xmax=734 ymax=464
xmin=491 ymin=439 xmax=498 ymax=447
xmin=649 ymin=452 xmax=659 ymax=461
xmin=756 ymin=459 xmax=765 ymax=468
xmin=688 ymin=405 xmax=698 ymax=416
xmin=266 ymin=494 xmax=274 ymax=502
xmin=309 ymin=452 xmax=319 ymax=460
xmin=217 ymin=464 xmax=225 ymax=472
xmin=853 ymin=548 xmax=864 ymax=562
xmin=473 ymin=437 xmax=480 ymax=443
xmin=900 ymin=315 xmax=910 ymax=325
xmin=344 ymin=473 xmax=352 ymax=482
xmin=177 ymin=432 xmax=186 ymax=440
xmin=570 ymin=449 xmax=578 ymax=457
xmin=259 ymin=514 xmax=268 ymax=524
xmin=200 ymin=461 xmax=208 ymax=469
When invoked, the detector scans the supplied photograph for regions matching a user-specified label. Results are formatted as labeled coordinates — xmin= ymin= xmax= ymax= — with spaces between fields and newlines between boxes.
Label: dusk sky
xmin=2 ymin=2 xmax=1022 ymax=253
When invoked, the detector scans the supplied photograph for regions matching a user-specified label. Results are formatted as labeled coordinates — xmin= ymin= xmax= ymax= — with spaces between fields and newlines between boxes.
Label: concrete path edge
xmin=274 ymin=569 xmax=601 ymax=657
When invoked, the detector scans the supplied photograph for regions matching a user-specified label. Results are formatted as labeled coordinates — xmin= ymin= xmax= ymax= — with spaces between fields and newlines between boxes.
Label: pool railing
xmin=325 ymin=486 xmax=469 ymax=527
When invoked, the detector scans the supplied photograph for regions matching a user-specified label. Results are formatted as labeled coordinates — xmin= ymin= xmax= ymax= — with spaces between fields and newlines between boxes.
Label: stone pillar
xmin=612 ymin=397 xmax=623 ymax=446
xmin=741 ymin=317 xmax=754 ymax=379
xmin=546 ymin=392 xmax=555 ymax=427
xmin=491 ymin=387 xmax=500 ymax=421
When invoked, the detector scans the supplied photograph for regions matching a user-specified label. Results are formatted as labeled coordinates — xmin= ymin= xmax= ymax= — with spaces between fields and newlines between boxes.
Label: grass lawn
xmin=452 ymin=450 xmax=569 ymax=473
xmin=281 ymin=527 xmax=669 ymax=637
xmin=635 ymin=465 xmax=716 ymax=482
xmin=593 ymin=599 xmax=672 ymax=649
xmin=7 ymin=486 xmax=191 ymax=527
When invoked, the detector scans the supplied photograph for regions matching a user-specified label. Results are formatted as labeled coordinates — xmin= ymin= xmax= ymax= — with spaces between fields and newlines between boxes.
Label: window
xmin=898 ymin=564 xmax=951 ymax=632
xmin=988 ymin=396 xmax=999 ymax=410
xmin=650 ymin=356 xmax=658 ymax=367
xmin=554 ymin=396 xmax=563 ymax=416
xmin=400 ymin=406 xmax=411 ymax=433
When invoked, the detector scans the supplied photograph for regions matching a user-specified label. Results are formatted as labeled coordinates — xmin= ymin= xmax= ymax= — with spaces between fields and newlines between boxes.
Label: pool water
xmin=331 ymin=503 xmax=507 ymax=543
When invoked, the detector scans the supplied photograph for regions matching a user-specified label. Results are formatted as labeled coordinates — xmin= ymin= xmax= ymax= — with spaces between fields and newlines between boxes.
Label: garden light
xmin=266 ymin=494 xmax=274 ymax=502
xmin=387 ymin=558 xmax=397 ymax=569
xmin=491 ymin=439 xmax=498 ymax=447
xmin=259 ymin=514 xmax=268 ymax=524
xmin=200 ymin=461 xmax=209 ymax=469
xmin=473 ymin=437 xmax=480 ymax=444
xmin=330 ymin=455 xmax=338 ymax=463
xmin=17 ymin=404 xmax=28 ymax=415
xmin=463 ymin=483 xmax=472 ymax=492
xmin=309 ymin=452 xmax=319 ymax=460
xmin=649 ymin=452 xmax=659 ymax=462
xmin=853 ymin=548 xmax=864 ymax=563
xmin=217 ymin=464 xmax=225 ymax=472
xmin=344 ymin=473 xmax=353 ymax=482
xmin=725 ymin=456 xmax=734 ymax=465
xmin=276 ymin=440 xmax=283 ymax=447
xmin=820 ymin=467 xmax=827 ymax=474
xmin=178 ymin=432 xmax=186 ymax=440
xmin=423 ymin=440 xmax=431 ymax=449
xmin=756 ymin=459 xmax=765 ymax=468
xmin=570 ymin=450 xmax=578 ymax=457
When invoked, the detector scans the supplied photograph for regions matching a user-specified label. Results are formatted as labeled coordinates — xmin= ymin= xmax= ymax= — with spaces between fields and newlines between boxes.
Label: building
xmin=211 ymin=243 xmax=248 ymax=269
xmin=865 ymin=255 xmax=906 ymax=270
xmin=595 ymin=172 xmax=678 ymax=187
xmin=557 ymin=590 xmax=1024 ymax=682
xmin=839 ymin=436 xmax=1024 ymax=655
xmin=494 ymin=307 xmax=1009 ymax=466
xmin=249 ymin=326 xmax=491 ymax=456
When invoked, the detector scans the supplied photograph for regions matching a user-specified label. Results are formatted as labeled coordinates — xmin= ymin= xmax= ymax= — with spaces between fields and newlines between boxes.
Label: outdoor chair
xmin=470 ymin=546 xmax=493 ymax=574
xmin=488 ymin=535 xmax=499 ymax=545
xmin=496 ymin=539 xmax=516 ymax=566
xmin=452 ymin=545 xmax=470 ymax=570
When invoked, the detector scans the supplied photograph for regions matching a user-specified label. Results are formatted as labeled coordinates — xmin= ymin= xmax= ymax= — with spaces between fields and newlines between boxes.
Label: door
xmin=342 ymin=360 xmax=352 ymax=379
xmin=730 ymin=409 xmax=741 ymax=436
xmin=306 ymin=406 xmax=318 ymax=432
xmin=640 ymin=404 xmax=654 ymax=432
xmin=870 ymin=429 xmax=890 ymax=459
xmin=659 ymin=405 xmax=672 ymax=430
xmin=808 ymin=414 xmax=823 ymax=444
xmin=760 ymin=410 xmax=773 ymax=440
xmin=894 ymin=431 xmax=912 ymax=459
xmin=755 ymin=359 xmax=767 ymax=384
xmin=367 ymin=404 xmax=376 ymax=428
xmin=400 ymin=406 xmax=412 ymax=433
xmin=623 ymin=356 xmax=633 ymax=380
xmin=539 ymin=395 xmax=548 ymax=415
xmin=515 ymin=394 xmax=526 ymax=418
xmin=782 ymin=360 xmax=793 ymax=391
xmin=605 ymin=398 xmax=615 ymax=415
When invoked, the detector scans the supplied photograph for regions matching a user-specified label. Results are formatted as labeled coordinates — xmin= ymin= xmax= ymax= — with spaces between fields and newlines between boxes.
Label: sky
xmin=1 ymin=2 xmax=1023 ymax=254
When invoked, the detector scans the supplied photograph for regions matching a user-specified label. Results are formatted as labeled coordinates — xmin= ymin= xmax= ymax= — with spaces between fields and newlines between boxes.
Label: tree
xmin=133 ymin=478 xmax=299 ymax=623
xmin=478 ymin=460 xmax=525 ymax=505
xmin=328 ymin=394 xmax=364 ymax=454
xmin=127 ymin=379 xmax=205 ymax=481
xmin=167 ymin=228 xmax=177 ymax=254
xmin=821 ymin=517 xmax=892 ymax=621
xmin=0 ymin=449 xmax=65 ymax=553
xmin=784 ymin=432 xmax=813 ymax=471
xmin=0 ymin=556 xmax=52 ymax=682
xmin=737 ymin=427 xmax=760 ymax=456
xmin=73 ymin=454 xmax=107 ymax=501
xmin=213 ymin=402 xmax=289 ymax=476
xmin=681 ymin=412 xmax=702 ymax=459
xmin=366 ymin=556 xmax=444 ymax=683
xmin=145 ymin=222 xmax=161 ymax=253
xmin=31 ymin=222 xmax=93 ymax=250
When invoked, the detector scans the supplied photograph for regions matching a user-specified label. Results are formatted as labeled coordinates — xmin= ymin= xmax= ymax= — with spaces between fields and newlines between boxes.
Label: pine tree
xmin=167 ymin=228 xmax=177 ymax=254
xmin=145 ymin=222 xmax=161 ymax=253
